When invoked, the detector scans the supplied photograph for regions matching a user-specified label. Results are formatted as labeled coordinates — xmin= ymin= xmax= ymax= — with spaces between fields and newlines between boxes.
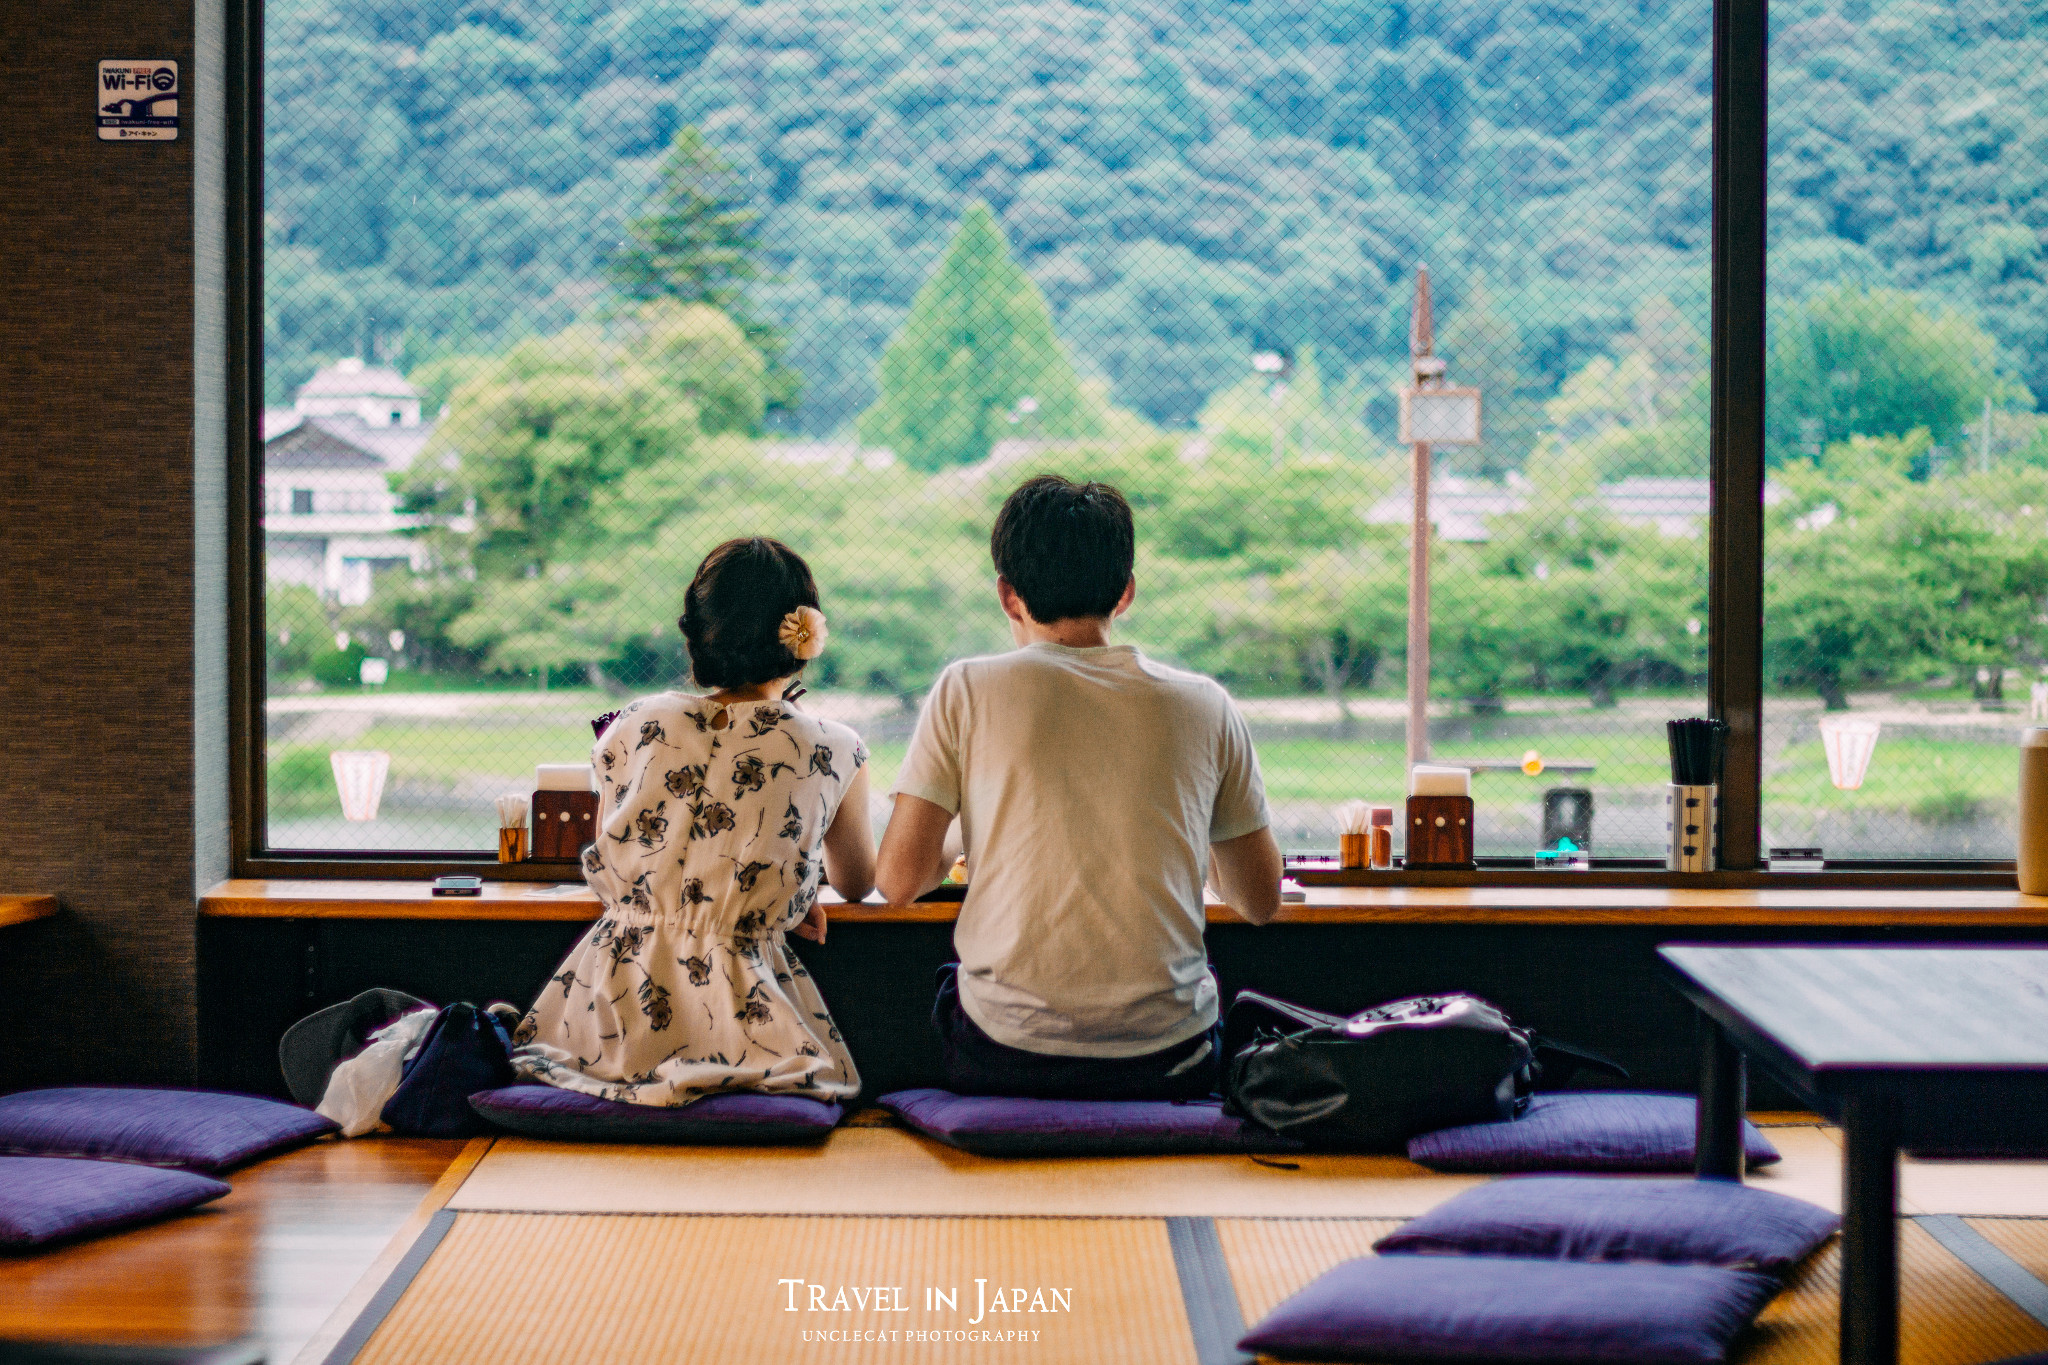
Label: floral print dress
xmin=512 ymin=693 xmax=867 ymax=1106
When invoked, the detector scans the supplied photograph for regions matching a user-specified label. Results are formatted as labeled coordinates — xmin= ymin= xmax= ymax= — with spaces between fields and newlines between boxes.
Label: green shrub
xmin=269 ymin=748 xmax=334 ymax=814
xmin=311 ymin=642 xmax=370 ymax=687
xmin=1912 ymin=790 xmax=1986 ymax=827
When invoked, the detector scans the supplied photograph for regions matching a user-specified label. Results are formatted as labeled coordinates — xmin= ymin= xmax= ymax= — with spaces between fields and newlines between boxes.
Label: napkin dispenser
xmin=1404 ymin=765 xmax=1475 ymax=870
xmin=531 ymin=764 xmax=598 ymax=863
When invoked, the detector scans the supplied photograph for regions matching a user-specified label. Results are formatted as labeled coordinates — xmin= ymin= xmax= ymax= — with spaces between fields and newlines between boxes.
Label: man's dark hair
xmin=679 ymin=537 xmax=820 ymax=689
xmin=990 ymin=475 xmax=1135 ymax=624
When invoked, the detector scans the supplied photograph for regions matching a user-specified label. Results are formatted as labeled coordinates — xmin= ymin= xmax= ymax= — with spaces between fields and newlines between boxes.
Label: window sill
xmin=198 ymin=878 xmax=2048 ymax=927
xmin=0 ymin=894 xmax=56 ymax=930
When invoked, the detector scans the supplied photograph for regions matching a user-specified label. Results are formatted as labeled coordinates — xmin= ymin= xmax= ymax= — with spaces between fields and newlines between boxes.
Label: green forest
xmin=268 ymin=0 xmax=2048 ymax=438
xmin=266 ymin=0 xmax=2048 ymax=717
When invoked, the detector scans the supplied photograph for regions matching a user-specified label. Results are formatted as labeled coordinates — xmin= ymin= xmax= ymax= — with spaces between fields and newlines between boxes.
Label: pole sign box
xmin=98 ymin=60 xmax=178 ymax=141
xmin=1400 ymin=385 xmax=1483 ymax=445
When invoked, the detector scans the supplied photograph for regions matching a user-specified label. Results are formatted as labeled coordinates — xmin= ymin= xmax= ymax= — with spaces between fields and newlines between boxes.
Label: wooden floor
xmin=0 ymin=1137 xmax=468 ymax=1362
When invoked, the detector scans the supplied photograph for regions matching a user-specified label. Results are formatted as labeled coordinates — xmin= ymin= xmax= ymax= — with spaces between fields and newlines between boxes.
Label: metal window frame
xmin=223 ymin=0 xmax=2018 ymax=884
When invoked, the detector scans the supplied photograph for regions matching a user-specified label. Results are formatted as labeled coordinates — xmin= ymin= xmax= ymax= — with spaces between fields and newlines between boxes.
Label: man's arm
xmin=876 ymin=793 xmax=956 ymax=905
xmin=1210 ymin=826 xmax=1283 ymax=925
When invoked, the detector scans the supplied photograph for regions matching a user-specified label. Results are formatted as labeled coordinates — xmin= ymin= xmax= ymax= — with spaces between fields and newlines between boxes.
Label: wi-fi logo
xmin=151 ymin=68 xmax=175 ymax=91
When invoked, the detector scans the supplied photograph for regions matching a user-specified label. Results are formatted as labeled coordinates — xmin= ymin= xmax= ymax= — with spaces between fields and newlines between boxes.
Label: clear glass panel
xmin=263 ymin=0 xmax=1710 ymax=861
xmin=1763 ymin=0 xmax=2044 ymax=860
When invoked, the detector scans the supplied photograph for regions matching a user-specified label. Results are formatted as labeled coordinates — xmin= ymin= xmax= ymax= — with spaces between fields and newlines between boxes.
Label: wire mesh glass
xmin=1761 ymin=0 xmax=2046 ymax=861
xmin=262 ymin=0 xmax=1714 ymax=860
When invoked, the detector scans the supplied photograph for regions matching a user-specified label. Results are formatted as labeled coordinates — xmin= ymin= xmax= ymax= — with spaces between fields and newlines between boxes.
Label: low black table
xmin=1659 ymin=945 xmax=2048 ymax=1365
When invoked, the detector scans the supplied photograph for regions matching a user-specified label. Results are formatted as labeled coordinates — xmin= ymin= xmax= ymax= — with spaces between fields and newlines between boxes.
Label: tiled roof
xmin=264 ymin=416 xmax=435 ymax=471
xmin=264 ymin=421 xmax=387 ymax=471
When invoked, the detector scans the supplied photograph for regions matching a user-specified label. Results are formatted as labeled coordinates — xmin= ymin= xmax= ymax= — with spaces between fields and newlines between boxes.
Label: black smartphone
xmin=430 ymin=875 xmax=485 ymax=896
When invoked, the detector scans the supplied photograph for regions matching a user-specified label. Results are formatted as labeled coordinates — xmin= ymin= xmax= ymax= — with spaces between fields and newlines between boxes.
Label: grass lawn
xmin=270 ymin=699 xmax=2024 ymax=841
xmin=1764 ymin=733 xmax=2016 ymax=823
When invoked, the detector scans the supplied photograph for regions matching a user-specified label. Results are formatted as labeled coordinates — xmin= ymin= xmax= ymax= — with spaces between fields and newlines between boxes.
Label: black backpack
xmin=1222 ymin=989 xmax=1626 ymax=1151
xmin=381 ymin=1001 xmax=516 ymax=1137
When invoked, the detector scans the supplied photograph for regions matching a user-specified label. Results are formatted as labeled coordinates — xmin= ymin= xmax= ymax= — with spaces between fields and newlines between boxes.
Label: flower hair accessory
xmin=779 ymin=605 xmax=829 ymax=660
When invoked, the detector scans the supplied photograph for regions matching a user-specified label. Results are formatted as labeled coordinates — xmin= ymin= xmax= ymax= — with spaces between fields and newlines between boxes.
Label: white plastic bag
xmin=316 ymin=1007 xmax=438 ymax=1137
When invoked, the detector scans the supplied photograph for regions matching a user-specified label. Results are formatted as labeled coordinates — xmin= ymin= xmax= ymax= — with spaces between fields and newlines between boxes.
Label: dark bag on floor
xmin=381 ymin=1002 xmax=516 ymax=1137
xmin=1222 ymin=989 xmax=1626 ymax=1151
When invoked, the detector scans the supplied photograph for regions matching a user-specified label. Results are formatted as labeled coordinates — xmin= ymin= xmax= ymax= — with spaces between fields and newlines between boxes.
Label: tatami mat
xmin=337 ymin=1120 xmax=2048 ymax=1365
xmin=1214 ymin=1217 xmax=1401 ymax=1325
xmin=1742 ymin=1222 xmax=2048 ymax=1365
xmin=1968 ymin=1218 xmax=2048 ymax=1305
xmin=350 ymin=1212 xmax=1197 ymax=1365
xmin=449 ymin=1128 xmax=1487 ymax=1218
xmin=1907 ymin=1160 xmax=2048 ymax=1217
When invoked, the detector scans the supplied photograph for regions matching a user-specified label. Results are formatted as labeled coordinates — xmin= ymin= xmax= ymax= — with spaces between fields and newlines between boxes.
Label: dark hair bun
xmin=679 ymin=537 xmax=821 ymax=690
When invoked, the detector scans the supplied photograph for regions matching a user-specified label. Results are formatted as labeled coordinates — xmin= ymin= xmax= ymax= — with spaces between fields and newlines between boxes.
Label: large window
xmin=245 ymin=0 xmax=2026 ymax=872
xmin=1761 ymin=2 xmax=2047 ymax=861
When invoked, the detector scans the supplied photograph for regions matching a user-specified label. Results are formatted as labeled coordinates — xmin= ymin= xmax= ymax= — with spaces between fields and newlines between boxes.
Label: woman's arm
xmin=819 ymin=764 xmax=877 ymax=905
xmin=876 ymin=793 xmax=955 ymax=905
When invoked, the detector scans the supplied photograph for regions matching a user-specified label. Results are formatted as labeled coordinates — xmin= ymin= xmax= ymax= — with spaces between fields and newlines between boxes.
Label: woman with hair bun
xmin=512 ymin=537 xmax=875 ymax=1106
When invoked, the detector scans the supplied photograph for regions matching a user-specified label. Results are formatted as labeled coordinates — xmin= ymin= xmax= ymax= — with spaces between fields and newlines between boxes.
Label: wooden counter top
xmin=199 ymin=879 xmax=2048 ymax=928
xmin=0 ymin=894 xmax=56 ymax=929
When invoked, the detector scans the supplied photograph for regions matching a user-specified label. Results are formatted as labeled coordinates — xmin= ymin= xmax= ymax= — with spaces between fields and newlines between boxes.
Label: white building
xmin=264 ymin=359 xmax=435 ymax=605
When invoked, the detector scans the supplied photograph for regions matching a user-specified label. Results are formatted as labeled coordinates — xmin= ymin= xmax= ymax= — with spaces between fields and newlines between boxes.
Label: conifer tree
xmin=858 ymin=202 xmax=1100 ymax=471
xmin=607 ymin=127 xmax=797 ymax=414
xmin=607 ymin=127 xmax=760 ymax=312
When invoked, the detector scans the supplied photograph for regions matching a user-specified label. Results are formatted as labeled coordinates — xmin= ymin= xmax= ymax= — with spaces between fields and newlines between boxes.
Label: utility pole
xmin=1406 ymin=269 xmax=1437 ymax=773
xmin=1398 ymin=266 xmax=1482 ymax=773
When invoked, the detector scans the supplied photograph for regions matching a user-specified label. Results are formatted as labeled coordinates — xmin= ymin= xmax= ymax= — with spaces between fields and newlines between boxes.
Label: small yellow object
xmin=946 ymin=855 xmax=970 ymax=885
xmin=1521 ymin=749 xmax=1545 ymax=776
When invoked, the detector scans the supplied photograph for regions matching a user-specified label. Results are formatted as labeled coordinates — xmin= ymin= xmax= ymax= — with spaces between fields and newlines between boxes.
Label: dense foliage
xmin=334 ymin=285 xmax=2048 ymax=713
xmin=268 ymin=0 xmax=2048 ymax=450
xmin=269 ymin=0 xmax=2048 ymax=714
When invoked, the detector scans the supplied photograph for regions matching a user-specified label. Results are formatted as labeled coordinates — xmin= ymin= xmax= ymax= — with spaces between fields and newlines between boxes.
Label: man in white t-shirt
xmin=876 ymin=475 xmax=1283 ymax=1099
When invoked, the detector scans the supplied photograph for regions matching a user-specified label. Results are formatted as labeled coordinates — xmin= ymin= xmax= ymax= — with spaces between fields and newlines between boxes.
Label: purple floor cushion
xmin=1407 ymin=1093 xmax=1779 ymax=1174
xmin=0 ymin=1089 xmax=338 ymax=1175
xmin=1375 ymin=1176 xmax=1838 ymax=1273
xmin=468 ymin=1085 xmax=842 ymax=1143
xmin=877 ymin=1089 xmax=1305 ymax=1156
xmin=0 ymin=1156 xmax=229 ymax=1248
xmin=1239 ymin=1255 xmax=1779 ymax=1365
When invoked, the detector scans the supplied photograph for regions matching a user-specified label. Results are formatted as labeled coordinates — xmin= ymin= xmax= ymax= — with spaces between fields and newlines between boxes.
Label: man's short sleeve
xmin=890 ymin=667 xmax=965 ymax=816
xmin=1208 ymin=697 xmax=1271 ymax=842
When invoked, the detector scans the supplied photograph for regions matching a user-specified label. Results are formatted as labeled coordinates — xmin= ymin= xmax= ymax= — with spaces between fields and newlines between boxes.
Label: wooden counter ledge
xmin=200 ymin=879 xmax=2048 ymax=927
xmin=0 ymin=894 xmax=57 ymax=929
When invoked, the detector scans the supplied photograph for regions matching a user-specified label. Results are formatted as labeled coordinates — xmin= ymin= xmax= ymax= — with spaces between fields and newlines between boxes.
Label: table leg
xmin=1694 ymin=1015 xmax=1747 ymax=1180
xmin=1840 ymin=1094 xmax=1899 ymax=1365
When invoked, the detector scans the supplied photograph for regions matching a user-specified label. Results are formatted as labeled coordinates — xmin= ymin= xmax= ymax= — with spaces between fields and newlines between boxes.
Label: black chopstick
xmin=1666 ymin=718 xmax=1727 ymax=786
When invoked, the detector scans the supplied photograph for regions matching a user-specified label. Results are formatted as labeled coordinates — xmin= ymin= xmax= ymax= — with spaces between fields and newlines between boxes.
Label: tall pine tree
xmin=607 ymin=127 xmax=796 ymax=415
xmin=607 ymin=127 xmax=760 ymax=312
xmin=858 ymin=202 xmax=1100 ymax=471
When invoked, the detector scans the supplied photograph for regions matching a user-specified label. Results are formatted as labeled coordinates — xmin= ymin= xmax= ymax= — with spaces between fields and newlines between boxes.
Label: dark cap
xmin=278 ymin=987 xmax=431 ymax=1106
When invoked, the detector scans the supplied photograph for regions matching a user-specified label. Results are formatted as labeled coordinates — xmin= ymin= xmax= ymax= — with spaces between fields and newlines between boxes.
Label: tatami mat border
xmin=319 ymin=1208 xmax=458 ymax=1365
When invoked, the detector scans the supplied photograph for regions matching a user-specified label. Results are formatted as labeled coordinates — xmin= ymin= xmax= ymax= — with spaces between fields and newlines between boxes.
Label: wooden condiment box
xmin=1404 ymin=794 xmax=1475 ymax=870
xmin=530 ymin=789 xmax=599 ymax=862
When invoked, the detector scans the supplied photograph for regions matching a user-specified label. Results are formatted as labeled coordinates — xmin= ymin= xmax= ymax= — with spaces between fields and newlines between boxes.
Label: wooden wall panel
xmin=0 ymin=0 xmax=211 ymax=1086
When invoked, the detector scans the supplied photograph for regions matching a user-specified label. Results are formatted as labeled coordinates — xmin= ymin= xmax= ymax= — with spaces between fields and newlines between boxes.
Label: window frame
xmin=223 ymin=0 xmax=2020 ymax=885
